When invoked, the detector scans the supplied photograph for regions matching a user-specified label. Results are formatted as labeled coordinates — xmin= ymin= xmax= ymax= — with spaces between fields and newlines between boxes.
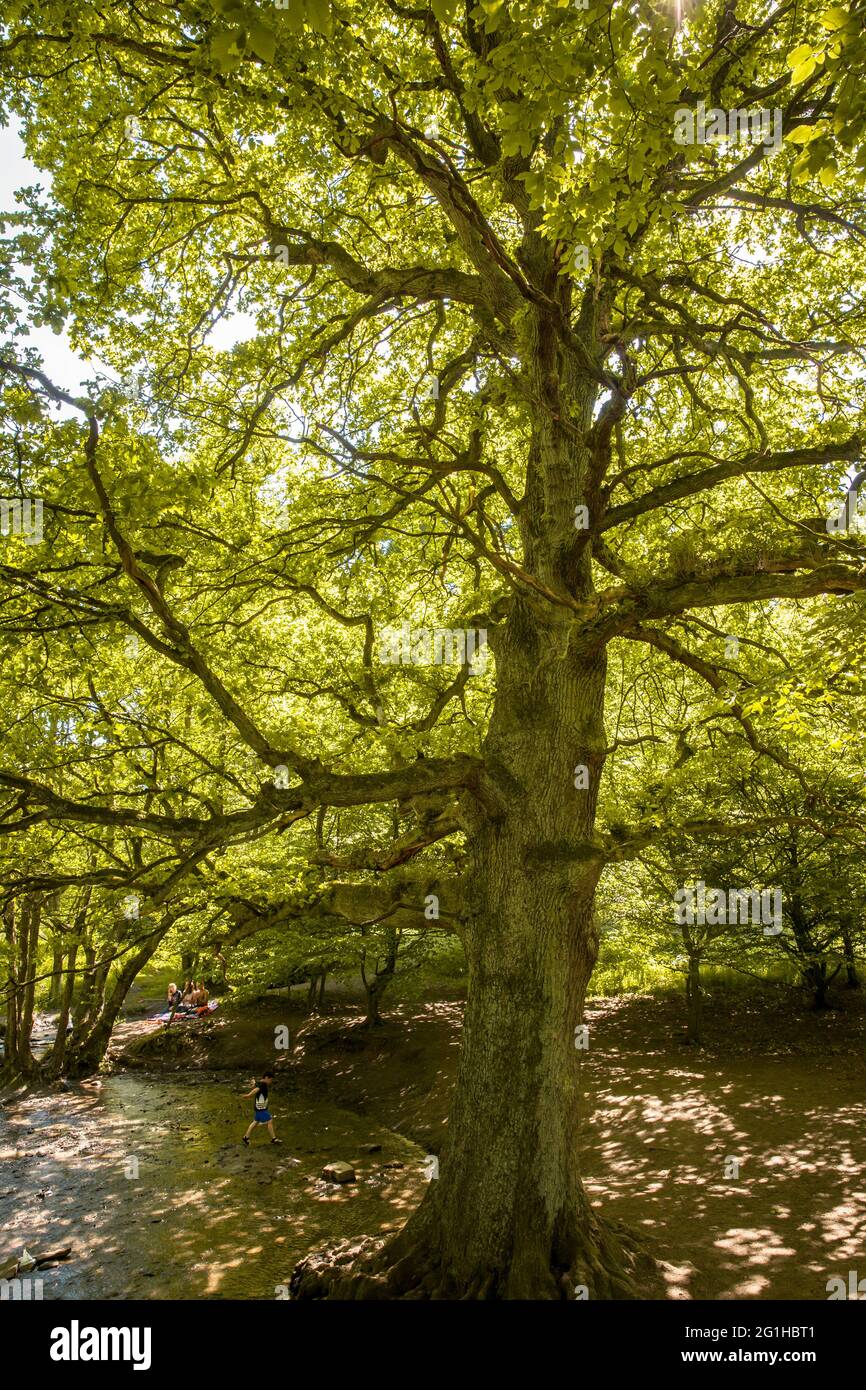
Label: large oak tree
xmin=1 ymin=0 xmax=865 ymax=1297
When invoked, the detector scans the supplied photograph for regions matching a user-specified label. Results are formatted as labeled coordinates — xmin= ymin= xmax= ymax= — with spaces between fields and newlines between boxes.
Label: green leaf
xmin=247 ymin=20 xmax=277 ymax=63
xmin=305 ymin=0 xmax=333 ymax=34
xmin=791 ymin=58 xmax=817 ymax=83
xmin=818 ymin=6 xmax=849 ymax=28
xmin=431 ymin=0 xmax=461 ymax=21
xmin=784 ymin=124 xmax=820 ymax=144
xmin=786 ymin=44 xmax=813 ymax=68
xmin=211 ymin=28 xmax=243 ymax=69
xmin=282 ymin=3 xmax=304 ymax=33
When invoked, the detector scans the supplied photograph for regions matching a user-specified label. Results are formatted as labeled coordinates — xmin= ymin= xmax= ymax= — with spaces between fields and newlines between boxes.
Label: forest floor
xmin=580 ymin=990 xmax=866 ymax=1300
xmin=2 ymin=980 xmax=865 ymax=1299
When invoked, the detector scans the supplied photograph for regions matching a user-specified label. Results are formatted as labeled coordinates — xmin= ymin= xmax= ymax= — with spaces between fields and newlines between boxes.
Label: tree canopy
xmin=1 ymin=0 xmax=865 ymax=1298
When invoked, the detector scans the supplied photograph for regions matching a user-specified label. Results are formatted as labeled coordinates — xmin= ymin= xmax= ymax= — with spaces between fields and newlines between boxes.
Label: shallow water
xmin=0 ymin=1072 xmax=428 ymax=1300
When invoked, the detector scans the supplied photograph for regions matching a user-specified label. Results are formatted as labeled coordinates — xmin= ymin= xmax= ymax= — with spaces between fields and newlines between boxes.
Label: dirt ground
xmin=580 ymin=992 xmax=866 ymax=1300
xmin=3 ymin=981 xmax=865 ymax=1300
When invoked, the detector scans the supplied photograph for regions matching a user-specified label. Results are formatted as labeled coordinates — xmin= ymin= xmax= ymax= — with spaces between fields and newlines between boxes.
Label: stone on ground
xmin=322 ymin=1161 xmax=355 ymax=1184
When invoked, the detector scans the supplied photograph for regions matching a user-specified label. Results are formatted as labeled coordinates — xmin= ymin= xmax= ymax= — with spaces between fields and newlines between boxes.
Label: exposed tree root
xmin=290 ymin=1213 xmax=663 ymax=1301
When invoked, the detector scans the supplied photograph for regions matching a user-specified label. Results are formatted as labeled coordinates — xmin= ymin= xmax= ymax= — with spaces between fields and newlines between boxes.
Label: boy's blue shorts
xmin=253 ymin=1110 xmax=272 ymax=1123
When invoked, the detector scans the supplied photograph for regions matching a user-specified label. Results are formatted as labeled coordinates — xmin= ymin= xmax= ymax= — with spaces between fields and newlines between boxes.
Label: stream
xmin=0 ymin=1071 xmax=428 ymax=1300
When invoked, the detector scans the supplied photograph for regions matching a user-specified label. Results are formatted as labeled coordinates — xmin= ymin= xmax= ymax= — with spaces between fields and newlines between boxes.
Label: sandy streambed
xmin=0 ymin=1071 xmax=428 ymax=1300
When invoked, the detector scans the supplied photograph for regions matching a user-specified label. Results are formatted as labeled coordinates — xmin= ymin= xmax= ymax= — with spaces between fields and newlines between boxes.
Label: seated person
xmin=181 ymin=979 xmax=196 ymax=1005
xmin=194 ymin=984 xmax=209 ymax=1007
xmin=166 ymin=982 xmax=183 ymax=1011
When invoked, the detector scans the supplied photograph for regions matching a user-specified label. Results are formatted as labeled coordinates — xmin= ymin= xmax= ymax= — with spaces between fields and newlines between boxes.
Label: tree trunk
xmin=49 ymin=942 xmax=79 ymax=1072
xmin=71 ymin=944 xmax=98 ymax=1032
xmin=49 ymin=889 xmax=90 ymax=1071
xmin=842 ymin=927 xmax=859 ymax=988
xmin=787 ymin=877 xmax=830 ymax=1010
xmin=58 ymin=914 xmax=179 ymax=1077
xmin=3 ymin=901 xmax=19 ymax=1074
xmin=3 ymin=898 xmax=40 ymax=1077
xmin=47 ymin=945 xmax=64 ymax=1009
xmin=294 ymin=609 xmax=646 ymax=1298
xmin=685 ymin=955 xmax=703 ymax=1044
xmin=306 ymin=970 xmax=322 ymax=1012
xmin=211 ymin=947 xmax=230 ymax=991
xmin=198 ymin=956 xmax=222 ymax=991
xmin=413 ymin=629 xmax=621 ymax=1297
xmin=809 ymin=962 xmax=829 ymax=1011
xmin=361 ymin=930 xmax=397 ymax=1027
xmin=1 ymin=898 xmax=42 ymax=1078
xmin=89 ymin=957 xmax=111 ymax=1028
xmin=362 ymin=975 xmax=382 ymax=1026
xmin=18 ymin=898 xmax=40 ymax=1063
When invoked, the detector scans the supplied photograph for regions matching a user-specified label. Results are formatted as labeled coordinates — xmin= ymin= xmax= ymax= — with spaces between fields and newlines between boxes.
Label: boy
xmin=242 ymin=1072 xmax=282 ymax=1145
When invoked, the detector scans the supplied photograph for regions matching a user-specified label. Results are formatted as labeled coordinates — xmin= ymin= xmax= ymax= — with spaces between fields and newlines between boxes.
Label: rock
xmin=34 ymin=1246 xmax=73 ymax=1268
xmin=322 ymin=1161 xmax=355 ymax=1184
xmin=380 ymin=1161 xmax=404 ymax=1170
xmin=360 ymin=1143 xmax=382 ymax=1154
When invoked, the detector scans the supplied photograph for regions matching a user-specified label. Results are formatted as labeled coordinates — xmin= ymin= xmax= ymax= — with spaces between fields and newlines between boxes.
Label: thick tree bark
xmin=786 ymin=853 xmax=832 ymax=1010
xmin=411 ymin=621 xmax=610 ymax=1296
xmin=48 ymin=890 xmax=90 ymax=1072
